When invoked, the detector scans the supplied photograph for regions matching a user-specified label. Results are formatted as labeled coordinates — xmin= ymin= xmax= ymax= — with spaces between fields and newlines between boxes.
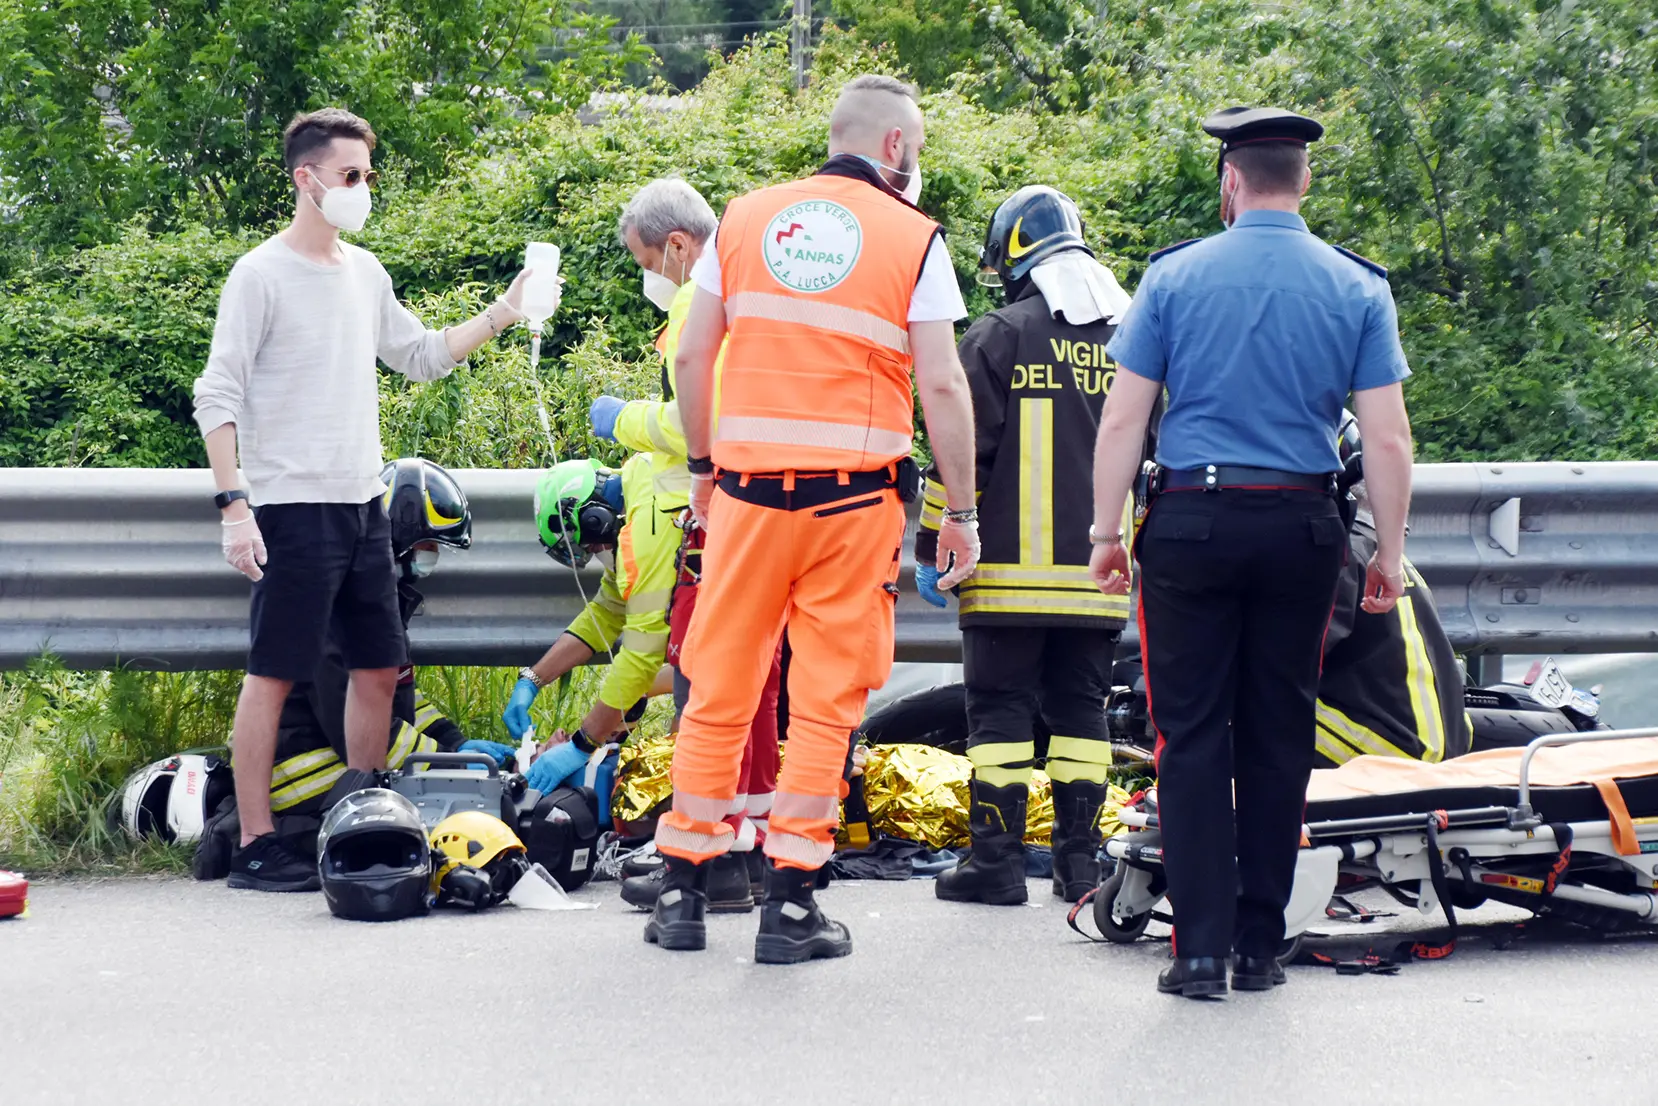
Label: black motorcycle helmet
xmin=980 ymin=185 xmax=1092 ymax=290
xmin=380 ymin=458 xmax=472 ymax=562
xmin=317 ymin=788 xmax=432 ymax=922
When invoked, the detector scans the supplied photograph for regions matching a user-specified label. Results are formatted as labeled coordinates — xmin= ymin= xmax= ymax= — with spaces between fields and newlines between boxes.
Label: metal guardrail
xmin=2 ymin=462 xmax=1655 ymax=671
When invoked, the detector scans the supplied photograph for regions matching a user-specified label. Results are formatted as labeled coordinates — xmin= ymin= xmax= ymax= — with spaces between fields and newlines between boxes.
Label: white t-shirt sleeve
xmin=691 ymin=233 xmax=722 ymax=296
xmin=690 ymin=227 xmax=965 ymax=323
xmin=908 ymin=236 xmax=968 ymax=322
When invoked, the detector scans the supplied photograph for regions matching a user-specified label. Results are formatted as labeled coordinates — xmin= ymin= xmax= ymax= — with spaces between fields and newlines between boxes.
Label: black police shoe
xmin=754 ymin=861 xmax=852 ymax=965
xmin=622 ymin=851 xmax=754 ymax=913
xmin=1231 ymin=955 xmax=1287 ymax=991
xmin=227 ymin=833 xmax=321 ymax=893
xmin=1157 ymin=957 xmax=1229 ymax=999
xmin=644 ymin=857 xmax=709 ymax=952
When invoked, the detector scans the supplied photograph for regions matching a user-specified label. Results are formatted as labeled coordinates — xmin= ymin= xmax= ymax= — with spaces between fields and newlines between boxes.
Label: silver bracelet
xmin=518 ymin=666 xmax=546 ymax=688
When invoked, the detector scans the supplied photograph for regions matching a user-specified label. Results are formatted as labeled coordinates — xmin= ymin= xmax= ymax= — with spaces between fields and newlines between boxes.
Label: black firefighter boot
xmin=935 ymin=780 xmax=1029 ymax=905
xmin=643 ymin=855 xmax=709 ymax=952
xmin=754 ymin=861 xmax=853 ymax=965
xmin=1050 ymin=779 xmax=1109 ymax=901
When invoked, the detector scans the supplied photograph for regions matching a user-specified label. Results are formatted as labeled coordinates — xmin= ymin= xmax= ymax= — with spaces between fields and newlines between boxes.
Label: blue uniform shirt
xmin=1106 ymin=209 xmax=1411 ymax=474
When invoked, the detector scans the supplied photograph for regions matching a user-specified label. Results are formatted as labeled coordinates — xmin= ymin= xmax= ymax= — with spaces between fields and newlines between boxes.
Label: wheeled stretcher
xmin=1094 ymin=729 xmax=1658 ymax=962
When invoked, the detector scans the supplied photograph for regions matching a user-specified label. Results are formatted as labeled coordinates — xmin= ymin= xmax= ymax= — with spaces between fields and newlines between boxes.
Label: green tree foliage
xmin=0 ymin=0 xmax=647 ymax=249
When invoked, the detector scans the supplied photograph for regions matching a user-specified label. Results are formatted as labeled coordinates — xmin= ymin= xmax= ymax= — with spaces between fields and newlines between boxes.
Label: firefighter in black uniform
xmin=1089 ymin=108 xmax=1418 ymax=998
xmin=916 ymin=186 xmax=1143 ymax=906
xmin=1318 ymin=414 xmax=1469 ymax=766
xmin=193 ymin=458 xmax=476 ymax=880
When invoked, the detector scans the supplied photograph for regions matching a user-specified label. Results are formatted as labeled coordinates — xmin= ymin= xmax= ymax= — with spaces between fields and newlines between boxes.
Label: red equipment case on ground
xmin=0 ymin=870 xmax=28 ymax=917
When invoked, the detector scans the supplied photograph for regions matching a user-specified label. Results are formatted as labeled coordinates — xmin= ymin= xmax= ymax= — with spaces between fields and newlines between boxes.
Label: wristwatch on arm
xmin=214 ymin=490 xmax=249 ymax=511
xmin=1089 ymin=524 xmax=1124 ymax=545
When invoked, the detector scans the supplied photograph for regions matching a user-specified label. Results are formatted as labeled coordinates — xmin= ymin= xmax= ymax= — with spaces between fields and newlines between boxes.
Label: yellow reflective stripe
xmin=968 ymin=740 xmax=1035 ymax=769
xmin=654 ymin=466 xmax=692 ymax=496
xmin=630 ymin=587 xmax=674 ymax=611
xmin=1046 ymin=735 xmax=1113 ymax=767
xmin=387 ymin=721 xmax=419 ymax=769
xmin=270 ymin=746 xmax=340 ymax=788
xmin=620 ymin=628 xmax=669 ymax=654
xmin=922 ymin=478 xmax=948 ymax=508
xmin=270 ymin=763 xmax=345 ymax=812
xmin=716 ymin=415 xmax=911 ymax=460
xmin=1315 ymin=726 xmax=1359 ymax=766
xmin=957 ymin=591 xmax=1129 ymax=618
xmin=594 ymin=587 xmax=626 ymax=615
xmin=725 ymin=290 xmax=910 ymax=354
xmin=1315 ymin=701 xmax=1413 ymax=760
xmin=1019 ymin=397 xmax=1054 ymax=566
xmin=413 ymin=703 xmax=443 ymax=733
xmin=1396 ymin=595 xmax=1447 ymax=762
xmin=644 ymin=413 xmax=678 ymax=453
xmin=966 ymin=563 xmax=1098 ymax=587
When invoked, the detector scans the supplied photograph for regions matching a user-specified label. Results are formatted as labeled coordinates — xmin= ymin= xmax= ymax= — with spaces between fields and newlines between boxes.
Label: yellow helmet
xmin=429 ymin=812 xmax=529 ymax=908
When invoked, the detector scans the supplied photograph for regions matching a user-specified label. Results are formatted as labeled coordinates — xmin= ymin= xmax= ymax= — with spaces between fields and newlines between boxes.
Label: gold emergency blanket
xmin=858 ymin=745 xmax=1140 ymax=850
xmin=613 ymin=731 xmax=678 ymax=823
xmin=1303 ymin=736 xmax=1658 ymax=804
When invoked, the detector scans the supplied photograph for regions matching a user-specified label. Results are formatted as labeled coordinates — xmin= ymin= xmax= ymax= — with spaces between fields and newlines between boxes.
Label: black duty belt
xmin=1159 ymin=465 xmax=1336 ymax=494
xmin=717 ymin=467 xmax=898 ymax=512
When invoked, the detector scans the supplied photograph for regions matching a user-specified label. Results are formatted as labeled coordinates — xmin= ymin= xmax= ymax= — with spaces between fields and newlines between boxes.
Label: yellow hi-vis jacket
xmin=564 ymin=452 xmax=679 ymax=711
xmin=611 ymin=280 xmax=727 ymax=510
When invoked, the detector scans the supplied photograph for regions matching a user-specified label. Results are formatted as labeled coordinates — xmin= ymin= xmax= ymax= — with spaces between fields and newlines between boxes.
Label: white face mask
xmin=595 ymin=549 xmax=616 ymax=573
xmin=409 ymin=546 xmax=440 ymax=577
xmin=857 ymin=154 xmax=922 ymax=206
xmin=307 ymin=169 xmax=373 ymax=233
xmin=642 ymin=245 xmax=686 ymax=312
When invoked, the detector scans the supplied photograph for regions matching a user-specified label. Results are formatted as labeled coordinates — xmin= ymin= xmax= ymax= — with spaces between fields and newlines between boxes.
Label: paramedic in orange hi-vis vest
xmin=645 ymin=75 xmax=982 ymax=965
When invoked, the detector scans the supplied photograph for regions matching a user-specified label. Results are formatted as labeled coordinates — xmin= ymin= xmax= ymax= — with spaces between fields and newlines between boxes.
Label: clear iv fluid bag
xmin=521 ymin=242 xmax=561 ymax=331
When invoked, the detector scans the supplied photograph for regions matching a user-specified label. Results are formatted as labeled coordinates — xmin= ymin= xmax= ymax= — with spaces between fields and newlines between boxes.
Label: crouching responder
xmin=195 ymin=457 xmax=475 ymax=883
xmin=502 ymin=456 xmax=678 ymax=794
xmin=649 ymin=73 xmax=980 ymax=964
xmin=1317 ymin=412 xmax=1469 ymax=766
xmin=917 ymin=186 xmax=1141 ymax=906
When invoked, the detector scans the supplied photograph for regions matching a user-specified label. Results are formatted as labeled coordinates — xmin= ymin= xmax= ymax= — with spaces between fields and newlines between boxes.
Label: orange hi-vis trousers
xmin=657 ymin=475 xmax=906 ymax=871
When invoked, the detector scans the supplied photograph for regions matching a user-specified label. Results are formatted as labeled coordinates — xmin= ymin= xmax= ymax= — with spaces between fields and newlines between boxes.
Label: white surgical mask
xmin=856 ymin=154 xmax=922 ymax=206
xmin=410 ymin=546 xmax=440 ymax=577
xmin=595 ymin=549 xmax=616 ymax=573
xmin=307 ymin=169 xmax=373 ymax=233
xmin=642 ymin=246 xmax=686 ymax=312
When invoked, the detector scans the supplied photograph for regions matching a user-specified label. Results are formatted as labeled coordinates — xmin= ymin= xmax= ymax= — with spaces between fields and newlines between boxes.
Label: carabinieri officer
xmin=1086 ymin=107 xmax=1417 ymax=999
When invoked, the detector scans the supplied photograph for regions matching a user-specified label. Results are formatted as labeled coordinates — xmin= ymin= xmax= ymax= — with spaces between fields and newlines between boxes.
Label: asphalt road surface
xmin=4 ymin=875 xmax=1657 ymax=1105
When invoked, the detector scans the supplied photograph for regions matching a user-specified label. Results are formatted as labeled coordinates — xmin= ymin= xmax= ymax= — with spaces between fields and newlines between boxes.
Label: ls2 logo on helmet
xmin=763 ymin=201 xmax=862 ymax=293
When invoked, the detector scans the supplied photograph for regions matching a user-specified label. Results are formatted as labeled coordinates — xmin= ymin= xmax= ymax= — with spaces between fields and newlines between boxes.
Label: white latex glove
xmin=936 ymin=517 xmax=981 ymax=590
xmin=689 ymin=472 xmax=715 ymax=531
xmin=222 ymin=515 xmax=267 ymax=582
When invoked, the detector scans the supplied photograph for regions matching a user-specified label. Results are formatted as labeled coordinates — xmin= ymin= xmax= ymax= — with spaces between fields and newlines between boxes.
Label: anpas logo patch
xmin=762 ymin=200 xmax=862 ymax=293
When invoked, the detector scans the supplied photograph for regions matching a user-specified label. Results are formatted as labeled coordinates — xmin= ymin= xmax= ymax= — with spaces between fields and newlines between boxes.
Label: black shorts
xmin=247 ymin=499 xmax=407 ymax=682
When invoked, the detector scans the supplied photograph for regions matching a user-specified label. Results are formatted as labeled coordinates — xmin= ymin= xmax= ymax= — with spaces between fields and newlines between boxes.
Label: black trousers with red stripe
xmin=1136 ymin=488 xmax=1346 ymax=959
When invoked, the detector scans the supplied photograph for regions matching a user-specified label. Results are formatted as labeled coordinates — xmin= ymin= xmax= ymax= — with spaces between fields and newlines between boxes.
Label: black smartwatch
xmin=686 ymin=456 xmax=714 ymax=476
xmin=570 ymin=728 xmax=598 ymax=754
xmin=214 ymin=489 xmax=249 ymax=511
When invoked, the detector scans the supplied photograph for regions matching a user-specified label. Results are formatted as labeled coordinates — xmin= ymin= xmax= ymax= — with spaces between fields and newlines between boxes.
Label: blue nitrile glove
xmin=915 ymin=563 xmax=948 ymax=608
xmin=525 ymin=738 xmax=592 ymax=794
xmin=502 ymin=678 xmax=540 ymax=740
xmin=589 ymin=396 xmax=626 ymax=442
xmin=457 ymin=739 xmax=514 ymax=768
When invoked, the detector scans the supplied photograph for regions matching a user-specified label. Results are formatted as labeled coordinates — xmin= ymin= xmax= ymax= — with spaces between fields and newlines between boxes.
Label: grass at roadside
xmin=0 ymin=657 xmax=656 ymax=875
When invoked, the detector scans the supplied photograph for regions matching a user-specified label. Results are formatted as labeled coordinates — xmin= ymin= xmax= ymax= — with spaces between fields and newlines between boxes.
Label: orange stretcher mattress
xmin=1303 ymin=737 xmax=1658 ymax=826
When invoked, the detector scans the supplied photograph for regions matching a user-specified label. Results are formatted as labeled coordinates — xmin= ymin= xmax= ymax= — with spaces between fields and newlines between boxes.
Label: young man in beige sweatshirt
xmin=192 ymin=108 xmax=552 ymax=891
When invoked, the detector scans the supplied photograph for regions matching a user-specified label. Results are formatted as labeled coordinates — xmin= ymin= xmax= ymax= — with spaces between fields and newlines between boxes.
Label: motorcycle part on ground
xmin=519 ymin=785 xmax=602 ymax=891
xmin=317 ymin=789 xmax=432 ymax=922
xmin=116 ymin=751 xmax=234 ymax=845
xmin=0 ymin=870 xmax=27 ymax=918
xmin=380 ymin=457 xmax=473 ymax=559
xmin=429 ymin=810 xmax=531 ymax=909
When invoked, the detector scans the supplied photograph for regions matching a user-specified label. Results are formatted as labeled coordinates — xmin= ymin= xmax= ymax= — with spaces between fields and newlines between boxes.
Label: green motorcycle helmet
xmin=534 ymin=459 xmax=622 ymax=568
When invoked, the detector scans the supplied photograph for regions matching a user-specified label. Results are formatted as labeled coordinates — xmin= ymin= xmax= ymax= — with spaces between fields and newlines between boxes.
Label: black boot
xmin=744 ymin=848 xmax=766 ymax=897
xmin=643 ymin=856 xmax=709 ymax=952
xmin=935 ymin=780 xmax=1029 ymax=905
xmin=1158 ymin=957 xmax=1229 ymax=999
xmin=622 ymin=851 xmax=754 ymax=913
xmin=1050 ymin=780 xmax=1108 ymax=901
xmin=754 ymin=861 xmax=852 ymax=965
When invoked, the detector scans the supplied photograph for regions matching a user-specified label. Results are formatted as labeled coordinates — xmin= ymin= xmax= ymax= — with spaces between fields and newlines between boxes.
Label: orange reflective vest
xmin=712 ymin=173 xmax=940 ymax=474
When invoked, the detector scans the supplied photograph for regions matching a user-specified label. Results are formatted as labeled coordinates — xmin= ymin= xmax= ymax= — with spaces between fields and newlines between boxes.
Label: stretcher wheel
xmin=1093 ymin=867 xmax=1151 ymax=943
xmin=1275 ymin=935 xmax=1303 ymax=969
